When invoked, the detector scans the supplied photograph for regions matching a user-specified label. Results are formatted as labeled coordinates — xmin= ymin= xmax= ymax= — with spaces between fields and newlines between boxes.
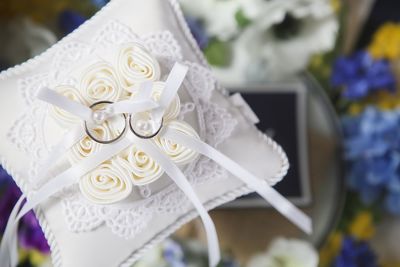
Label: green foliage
xmin=235 ymin=9 xmax=252 ymax=29
xmin=204 ymin=39 xmax=232 ymax=67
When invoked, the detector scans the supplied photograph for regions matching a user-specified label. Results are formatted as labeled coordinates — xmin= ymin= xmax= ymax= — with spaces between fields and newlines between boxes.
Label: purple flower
xmin=19 ymin=212 xmax=50 ymax=253
xmin=0 ymin=167 xmax=11 ymax=188
xmin=334 ymin=237 xmax=378 ymax=267
xmin=0 ymin=168 xmax=50 ymax=253
xmin=185 ymin=16 xmax=209 ymax=50
xmin=331 ymin=51 xmax=396 ymax=100
xmin=0 ymin=180 xmax=21 ymax=232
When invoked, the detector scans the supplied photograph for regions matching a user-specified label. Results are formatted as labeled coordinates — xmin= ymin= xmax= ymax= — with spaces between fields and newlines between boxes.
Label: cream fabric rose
xmin=116 ymin=145 xmax=164 ymax=185
xmin=155 ymin=120 xmax=199 ymax=165
xmin=68 ymin=123 xmax=115 ymax=163
xmin=80 ymin=61 xmax=122 ymax=104
xmin=117 ymin=43 xmax=161 ymax=90
xmin=50 ymin=85 xmax=88 ymax=126
xmin=79 ymin=160 xmax=133 ymax=204
xmin=50 ymin=43 xmax=202 ymax=205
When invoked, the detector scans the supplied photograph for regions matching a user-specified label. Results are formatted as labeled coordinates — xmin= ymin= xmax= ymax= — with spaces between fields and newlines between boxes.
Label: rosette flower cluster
xmin=342 ymin=107 xmax=400 ymax=215
xmin=50 ymin=43 xmax=199 ymax=204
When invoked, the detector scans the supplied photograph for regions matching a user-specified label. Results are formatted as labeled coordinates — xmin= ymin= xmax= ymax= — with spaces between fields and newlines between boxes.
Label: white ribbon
xmin=34 ymin=81 xmax=159 ymax=185
xmin=35 ymin=125 xmax=85 ymax=187
xmin=37 ymin=88 xmax=93 ymax=121
xmin=0 ymin=62 xmax=203 ymax=267
xmin=130 ymin=135 xmax=220 ymax=267
xmin=0 ymin=61 xmax=312 ymax=267
xmin=37 ymin=87 xmax=159 ymax=122
xmin=0 ymin=195 xmax=25 ymax=267
xmin=161 ymin=127 xmax=312 ymax=234
xmin=152 ymin=63 xmax=188 ymax=123
xmin=0 ymin=138 xmax=133 ymax=267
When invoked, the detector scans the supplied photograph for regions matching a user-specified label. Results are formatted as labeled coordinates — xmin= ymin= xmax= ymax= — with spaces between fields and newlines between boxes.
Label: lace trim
xmin=8 ymin=19 xmax=237 ymax=239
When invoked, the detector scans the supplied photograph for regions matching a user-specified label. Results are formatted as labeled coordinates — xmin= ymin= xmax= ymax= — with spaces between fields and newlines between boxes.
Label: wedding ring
xmin=129 ymin=112 xmax=163 ymax=139
xmin=84 ymin=101 xmax=127 ymax=144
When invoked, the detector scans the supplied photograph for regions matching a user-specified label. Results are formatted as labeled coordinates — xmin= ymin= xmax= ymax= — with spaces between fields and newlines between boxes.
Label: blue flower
xmin=331 ymin=51 xmax=396 ymax=100
xmin=342 ymin=107 xmax=400 ymax=212
xmin=59 ymin=10 xmax=87 ymax=35
xmin=185 ymin=16 xmax=209 ymax=50
xmin=334 ymin=236 xmax=378 ymax=267
xmin=162 ymin=239 xmax=186 ymax=267
xmin=347 ymin=159 xmax=385 ymax=204
xmin=384 ymin=192 xmax=400 ymax=215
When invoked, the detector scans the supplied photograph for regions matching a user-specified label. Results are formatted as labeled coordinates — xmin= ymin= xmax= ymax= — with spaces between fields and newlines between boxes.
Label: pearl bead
xmin=92 ymin=110 xmax=106 ymax=124
xmin=130 ymin=111 xmax=162 ymax=138
xmin=136 ymin=120 xmax=150 ymax=132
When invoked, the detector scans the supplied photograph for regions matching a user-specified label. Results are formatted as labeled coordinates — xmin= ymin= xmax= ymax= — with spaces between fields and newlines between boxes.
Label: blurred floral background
xmin=2 ymin=0 xmax=400 ymax=266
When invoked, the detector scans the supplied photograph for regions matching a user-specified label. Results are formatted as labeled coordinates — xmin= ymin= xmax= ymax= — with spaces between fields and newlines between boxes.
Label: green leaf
xmin=235 ymin=9 xmax=252 ymax=29
xmin=204 ymin=39 xmax=232 ymax=67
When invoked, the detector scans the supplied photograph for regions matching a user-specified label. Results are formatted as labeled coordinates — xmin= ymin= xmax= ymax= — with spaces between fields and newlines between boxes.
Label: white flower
xmin=247 ymin=238 xmax=318 ymax=267
xmin=79 ymin=160 xmax=133 ymax=204
xmin=49 ymin=43 xmax=201 ymax=204
xmin=212 ymin=0 xmax=338 ymax=84
xmin=155 ymin=120 xmax=199 ymax=165
xmin=116 ymin=145 xmax=164 ymax=186
xmin=80 ymin=61 xmax=122 ymax=104
xmin=68 ymin=123 xmax=115 ymax=163
xmin=117 ymin=43 xmax=161 ymax=90
xmin=179 ymin=0 xmax=242 ymax=41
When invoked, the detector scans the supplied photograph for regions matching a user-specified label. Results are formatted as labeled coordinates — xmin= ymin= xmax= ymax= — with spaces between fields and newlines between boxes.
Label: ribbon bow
xmin=0 ymin=62 xmax=311 ymax=267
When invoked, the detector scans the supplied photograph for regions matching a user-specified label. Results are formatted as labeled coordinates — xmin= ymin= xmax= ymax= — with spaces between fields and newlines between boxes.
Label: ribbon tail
xmin=36 ymin=125 xmax=85 ymax=187
xmin=162 ymin=128 xmax=312 ymax=235
xmin=37 ymin=87 xmax=92 ymax=121
xmin=152 ymin=63 xmax=188 ymax=123
xmin=1 ymin=138 xmax=133 ymax=264
xmin=131 ymin=136 xmax=220 ymax=267
xmin=0 ymin=195 xmax=26 ymax=267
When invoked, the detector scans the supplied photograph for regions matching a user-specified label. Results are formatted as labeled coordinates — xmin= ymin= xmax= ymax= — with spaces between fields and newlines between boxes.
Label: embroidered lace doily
xmin=8 ymin=20 xmax=237 ymax=239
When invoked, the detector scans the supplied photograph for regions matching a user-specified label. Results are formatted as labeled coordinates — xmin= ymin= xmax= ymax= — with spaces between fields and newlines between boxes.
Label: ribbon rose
xmin=117 ymin=43 xmax=161 ymax=90
xmin=79 ymin=160 xmax=133 ymax=204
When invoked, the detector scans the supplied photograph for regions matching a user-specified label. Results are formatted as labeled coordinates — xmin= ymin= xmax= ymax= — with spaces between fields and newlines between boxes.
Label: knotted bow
xmin=0 ymin=62 xmax=311 ymax=267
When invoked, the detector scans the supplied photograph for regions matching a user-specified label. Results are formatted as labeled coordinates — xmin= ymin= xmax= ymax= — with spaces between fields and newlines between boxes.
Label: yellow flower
xmin=347 ymin=91 xmax=400 ymax=115
xmin=18 ymin=249 xmax=48 ymax=265
xmin=348 ymin=103 xmax=363 ymax=115
xmin=330 ymin=0 xmax=341 ymax=13
xmin=368 ymin=22 xmax=400 ymax=60
xmin=348 ymin=211 xmax=375 ymax=241
xmin=319 ymin=231 xmax=343 ymax=267
xmin=374 ymin=91 xmax=400 ymax=110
